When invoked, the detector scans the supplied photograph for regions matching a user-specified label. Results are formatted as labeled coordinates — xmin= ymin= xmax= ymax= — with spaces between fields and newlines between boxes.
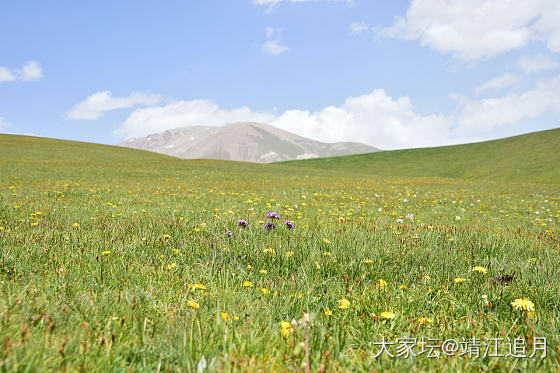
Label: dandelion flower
xmin=323 ymin=238 xmax=331 ymax=245
xmin=376 ymin=279 xmax=387 ymax=289
xmin=259 ymin=269 xmax=267 ymax=275
xmin=380 ymin=311 xmax=396 ymax=320
xmin=324 ymin=309 xmax=332 ymax=316
xmin=221 ymin=313 xmax=228 ymax=321
xmin=363 ymin=259 xmax=373 ymax=264
xmin=338 ymin=298 xmax=350 ymax=309
xmin=187 ymin=300 xmax=199 ymax=309
xmin=101 ymin=250 xmax=111 ymax=256
xmin=417 ymin=317 xmax=433 ymax=324
xmin=472 ymin=266 xmax=488 ymax=274
xmin=454 ymin=277 xmax=466 ymax=283
xmin=243 ymin=281 xmax=254 ymax=287
xmin=511 ymin=297 xmax=535 ymax=312
xmin=261 ymin=288 xmax=269 ymax=295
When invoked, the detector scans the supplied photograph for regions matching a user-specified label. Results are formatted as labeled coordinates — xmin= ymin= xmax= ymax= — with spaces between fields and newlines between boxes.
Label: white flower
xmin=396 ymin=218 xmax=404 ymax=223
xmin=455 ymin=216 xmax=461 ymax=221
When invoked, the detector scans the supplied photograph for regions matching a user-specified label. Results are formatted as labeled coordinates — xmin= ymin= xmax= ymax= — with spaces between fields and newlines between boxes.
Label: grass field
xmin=281 ymin=128 xmax=560 ymax=184
xmin=0 ymin=133 xmax=559 ymax=372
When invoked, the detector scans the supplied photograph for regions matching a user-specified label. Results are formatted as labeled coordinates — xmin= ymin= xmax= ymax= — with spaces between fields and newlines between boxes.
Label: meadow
xmin=0 ymin=134 xmax=559 ymax=372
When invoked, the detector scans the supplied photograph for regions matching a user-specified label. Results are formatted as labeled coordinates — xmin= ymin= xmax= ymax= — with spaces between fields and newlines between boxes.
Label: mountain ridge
xmin=118 ymin=122 xmax=379 ymax=163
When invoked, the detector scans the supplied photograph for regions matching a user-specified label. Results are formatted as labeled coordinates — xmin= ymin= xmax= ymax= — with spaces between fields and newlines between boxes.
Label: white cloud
xmin=517 ymin=54 xmax=560 ymax=73
xmin=262 ymin=40 xmax=290 ymax=55
xmin=67 ymin=91 xmax=161 ymax=120
xmin=0 ymin=61 xmax=43 ymax=82
xmin=261 ymin=27 xmax=289 ymax=55
xmin=376 ymin=0 xmax=560 ymax=60
xmin=117 ymin=100 xmax=275 ymax=138
xmin=457 ymin=75 xmax=560 ymax=131
xmin=118 ymin=75 xmax=560 ymax=149
xmin=0 ymin=117 xmax=12 ymax=131
xmin=348 ymin=22 xmax=370 ymax=35
xmin=475 ymin=73 xmax=518 ymax=93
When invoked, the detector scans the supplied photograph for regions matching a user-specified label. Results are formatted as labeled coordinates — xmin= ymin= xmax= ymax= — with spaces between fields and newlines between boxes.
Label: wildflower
xmin=101 ymin=250 xmax=111 ymax=256
xmin=221 ymin=313 xmax=228 ymax=321
xmin=417 ymin=317 xmax=433 ymax=324
xmin=162 ymin=234 xmax=171 ymax=239
xmin=511 ymin=297 xmax=535 ymax=312
xmin=323 ymin=238 xmax=330 ymax=245
xmin=261 ymin=288 xmax=269 ymax=295
xmin=263 ymin=248 xmax=276 ymax=254
xmin=280 ymin=321 xmax=293 ymax=338
xmin=399 ymin=285 xmax=408 ymax=290
xmin=376 ymin=279 xmax=387 ymax=289
xmin=165 ymin=263 xmax=176 ymax=270
xmin=455 ymin=216 xmax=461 ymax=221
xmin=187 ymin=300 xmax=199 ymax=309
xmin=264 ymin=222 xmax=276 ymax=232
xmin=283 ymin=220 xmax=295 ymax=230
xmin=423 ymin=275 xmax=431 ymax=281
xmin=243 ymin=281 xmax=254 ymax=287
xmin=324 ymin=309 xmax=332 ymax=316
xmin=237 ymin=219 xmax=249 ymax=229
xmin=259 ymin=269 xmax=267 ymax=275
xmin=225 ymin=231 xmax=233 ymax=237
xmin=454 ymin=277 xmax=466 ymax=283
xmin=472 ymin=266 xmax=488 ymax=274
xmin=285 ymin=251 xmax=294 ymax=258
xmin=338 ymin=298 xmax=350 ymax=309
xmin=363 ymin=259 xmax=373 ymax=264
xmin=266 ymin=212 xmax=281 ymax=220
xmin=72 ymin=222 xmax=80 ymax=228
xmin=188 ymin=283 xmax=206 ymax=290
xmin=246 ymin=264 xmax=253 ymax=270
xmin=380 ymin=311 xmax=396 ymax=320
xmin=396 ymin=218 xmax=404 ymax=224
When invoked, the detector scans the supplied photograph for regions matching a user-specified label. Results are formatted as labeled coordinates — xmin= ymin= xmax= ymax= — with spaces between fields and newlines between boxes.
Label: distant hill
xmin=280 ymin=128 xmax=560 ymax=184
xmin=118 ymin=122 xmax=379 ymax=163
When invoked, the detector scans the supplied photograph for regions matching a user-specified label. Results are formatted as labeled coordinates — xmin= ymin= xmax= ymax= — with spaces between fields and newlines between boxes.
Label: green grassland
xmin=0 ymin=133 xmax=559 ymax=372
xmin=281 ymin=128 xmax=560 ymax=184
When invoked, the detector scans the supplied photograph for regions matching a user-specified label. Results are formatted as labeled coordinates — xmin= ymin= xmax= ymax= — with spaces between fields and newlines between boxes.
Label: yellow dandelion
xmin=338 ymin=298 xmax=350 ymax=309
xmin=417 ymin=317 xmax=433 ymax=324
xmin=376 ymin=279 xmax=387 ymax=289
xmin=323 ymin=238 xmax=330 ymax=245
xmin=101 ymin=250 xmax=111 ymax=256
xmin=187 ymin=300 xmax=199 ymax=309
xmin=454 ymin=277 xmax=466 ymax=283
xmin=511 ymin=297 xmax=535 ymax=312
xmin=220 ymin=313 xmax=228 ymax=321
xmin=243 ymin=281 xmax=254 ymax=287
xmin=259 ymin=269 xmax=268 ymax=275
xmin=363 ymin=259 xmax=373 ymax=264
xmin=285 ymin=251 xmax=294 ymax=258
xmin=472 ymin=266 xmax=488 ymax=274
xmin=72 ymin=222 xmax=80 ymax=228
xmin=263 ymin=248 xmax=276 ymax=254
xmin=261 ymin=288 xmax=269 ymax=295
xmin=324 ymin=309 xmax=332 ymax=316
xmin=380 ymin=311 xmax=396 ymax=320
xmin=399 ymin=285 xmax=408 ymax=290
xmin=165 ymin=263 xmax=176 ymax=270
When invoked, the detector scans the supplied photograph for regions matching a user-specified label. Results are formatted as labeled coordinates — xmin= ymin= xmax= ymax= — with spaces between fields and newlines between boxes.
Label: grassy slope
xmin=1 ymin=134 xmax=559 ymax=372
xmin=280 ymin=128 xmax=560 ymax=184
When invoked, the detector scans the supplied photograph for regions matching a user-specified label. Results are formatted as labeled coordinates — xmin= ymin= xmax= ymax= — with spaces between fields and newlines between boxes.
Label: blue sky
xmin=1 ymin=0 xmax=559 ymax=149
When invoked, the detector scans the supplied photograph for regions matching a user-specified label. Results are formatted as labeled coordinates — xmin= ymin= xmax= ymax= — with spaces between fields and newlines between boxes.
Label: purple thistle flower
xmin=283 ymin=220 xmax=294 ymax=230
xmin=266 ymin=212 xmax=281 ymax=220
xmin=264 ymin=222 xmax=276 ymax=232
xmin=237 ymin=219 xmax=249 ymax=229
xmin=225 ymin=231 xmax=233 ymax=237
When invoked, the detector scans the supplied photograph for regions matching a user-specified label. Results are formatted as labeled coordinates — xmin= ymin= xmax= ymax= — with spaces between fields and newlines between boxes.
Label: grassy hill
xmin=0 ymin=133 xmax=559 ymax=371
xmin=281 ymin=128 xmax=560 ymax=184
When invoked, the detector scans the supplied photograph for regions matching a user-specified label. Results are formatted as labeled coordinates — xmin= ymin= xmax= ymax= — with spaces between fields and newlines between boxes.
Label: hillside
xmin=118 ymin=122 xmax=379 ymax=163
xmin=281 ymin=128 xmax=560 ymax=184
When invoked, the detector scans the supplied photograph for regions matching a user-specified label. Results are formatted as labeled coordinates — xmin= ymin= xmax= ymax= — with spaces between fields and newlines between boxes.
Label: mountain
xmin=118 ymin=122 xmax=379 ymax=163
xmin=281 ymin=128 xmax=560 ymax=184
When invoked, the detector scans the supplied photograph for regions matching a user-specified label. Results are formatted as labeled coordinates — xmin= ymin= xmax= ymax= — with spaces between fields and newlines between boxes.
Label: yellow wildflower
xmin=187 ymin=300 xmax=199 ymax=309
xmin=338 ymin=298 xmax=350 ymax=309
xmin=511 ymin=297 xmax=535 ymax=312
xmin=376 ymin=279 xmax=387 ymax=289
xmin=380 ymin=311 xmax=396 ymax=320
xmin=243 ymin=281 xmax=254 ymax=287
xmin=454 ymin=277 xmax=466 ymax=283
xmin=472 ymin=266 xmax=488 ymax=274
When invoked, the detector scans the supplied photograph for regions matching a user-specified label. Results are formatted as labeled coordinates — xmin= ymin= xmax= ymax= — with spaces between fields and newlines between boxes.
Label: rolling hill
xmin=281 ymin=128 xmax=560 ymax=184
